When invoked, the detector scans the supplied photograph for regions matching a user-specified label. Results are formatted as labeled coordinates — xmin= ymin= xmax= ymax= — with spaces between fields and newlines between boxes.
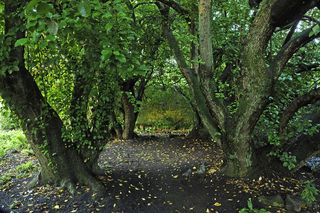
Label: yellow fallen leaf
xmin=208 ymin=167 xmax=217 ymax=174
xmin=206 ymin=208 xmax=211 ymax=213
xmin=172 ymin=175 xmax=179 ymax=179
xmin=53 ymin=205 xmax=60 ymax=209
xmin=213 ymin=202 xmax=221 ymax=207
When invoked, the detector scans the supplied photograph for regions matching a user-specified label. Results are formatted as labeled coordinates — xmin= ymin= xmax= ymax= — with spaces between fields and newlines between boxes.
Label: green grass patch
xmin=16 ymin=161 xmax=34 ymax=174
xmin=0 ymin=173 xmax=14 ymax=185
xmin=0 ymin=130 xmax=29 ymax=157
xmin=0 ymin=161 xmax=36 ymax=190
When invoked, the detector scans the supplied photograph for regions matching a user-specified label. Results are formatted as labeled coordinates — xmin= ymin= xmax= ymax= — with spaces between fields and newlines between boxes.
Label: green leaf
xmin=0 ymin=3 xmax=4 ymax=13
xmin=37 ymin=2 xmax=53 ymax=16
xmin=247 ymin=198 xmax=253 ymax=210
xmin=115 ymin=54 xmax=126 ymax=63
xmin=78 ymin=1 xmax=91 ymax=17
xmin=101 ymin=49 xmax=112 ymax=61
xmin=14 ymin=38 xmax=28 ymax=47
xmin=25 ymin=0 xmax=40 ymax=13
xmin=309 ymin=24 xmax=320 ymax=37
xmin=105 ymin=23 xmax=113 ymax=31
xmin=47 ymin=21 xmax=59 ymax=35
xmin=39 ymin=40 xmax=48 ymax=49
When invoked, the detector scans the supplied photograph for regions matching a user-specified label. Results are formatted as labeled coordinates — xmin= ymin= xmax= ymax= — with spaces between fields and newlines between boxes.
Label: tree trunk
xmin=122 ymin=91 xmax=137 ymax=140
xmin=187 ymin=95 xmax=210 ymax=139
xmin=110 ymin=111 xmax=123 ymax=139
xmin=0 ymin=69 xmax=105 ymax=193
xmin=220 ymin=126 xmax=256 ymax=177
xmin=0 ymin=1 xmax=105 ymax=193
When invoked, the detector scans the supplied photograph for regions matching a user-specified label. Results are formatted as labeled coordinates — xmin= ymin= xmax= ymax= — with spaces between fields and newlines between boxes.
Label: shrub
xmin=239 ymin=198 xmax=271 ymax=213
xmin=301 ymin=180 xmax=319 ymax=205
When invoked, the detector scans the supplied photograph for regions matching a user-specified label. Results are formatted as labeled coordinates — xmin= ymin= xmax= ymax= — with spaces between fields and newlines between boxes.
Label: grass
xmin=0 ymin=173 xmax=14 ymax=185
xmin=16 ymin=161 xmax=34 ymax=174
xmin=0 ymin=129 xmax=35 ymax=189
xmin=0 ymin=160 xmax=37 ymax=190
xmin=0 ymin=130 xmax=29 ymax=157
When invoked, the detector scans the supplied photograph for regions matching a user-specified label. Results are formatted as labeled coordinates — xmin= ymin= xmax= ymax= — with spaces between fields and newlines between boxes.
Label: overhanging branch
xmin=271 ymin=25 xmax=320 ymax=78
xmin=156 ymin=3 xmax=194 ymax=83
xmin=279 ymin=88 xmax=320 ymax=135
xmin=157 ymin=0 xmax=191 ymax=22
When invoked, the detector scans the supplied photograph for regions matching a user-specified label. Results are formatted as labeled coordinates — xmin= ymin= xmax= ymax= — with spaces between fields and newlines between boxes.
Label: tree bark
xmin=122 ymin=91 xmax=138 ymax=140
xmin=110 ymin=111 xmax=123 ymax=139
xmin=0 ymin=1 xmax=105 ymax=193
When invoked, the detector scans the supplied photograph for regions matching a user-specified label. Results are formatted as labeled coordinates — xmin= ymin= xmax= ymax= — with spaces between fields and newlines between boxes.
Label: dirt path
xmin=0 ymin=135 xmax=318 ymax=212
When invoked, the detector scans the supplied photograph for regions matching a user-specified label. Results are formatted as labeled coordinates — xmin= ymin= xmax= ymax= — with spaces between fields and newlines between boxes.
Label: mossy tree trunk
xmin=0 ymin=1 xmax=105 ymax=192
xmin=158 ymin=0 xmax=319 ymax=177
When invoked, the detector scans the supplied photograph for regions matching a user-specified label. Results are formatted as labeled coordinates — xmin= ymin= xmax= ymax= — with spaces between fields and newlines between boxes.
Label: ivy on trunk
xmin=0 ymin=1 xmax=107 ymax=193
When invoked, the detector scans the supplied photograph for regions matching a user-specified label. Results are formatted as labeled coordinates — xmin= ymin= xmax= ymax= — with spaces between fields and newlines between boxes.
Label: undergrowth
xmin=0 ymin=130 xmax=29 ymax=157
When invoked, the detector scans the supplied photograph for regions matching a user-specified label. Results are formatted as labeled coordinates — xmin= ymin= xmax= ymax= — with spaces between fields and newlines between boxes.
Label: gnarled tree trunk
xmin=158 ymin=0 xmax=319 ymax=177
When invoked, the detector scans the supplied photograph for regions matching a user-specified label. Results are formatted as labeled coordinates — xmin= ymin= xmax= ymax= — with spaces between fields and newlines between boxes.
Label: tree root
xmin=27 ymin=171 xmax=41 ymax=189
xmin=60 ymin=179 xmax=77 ymax=195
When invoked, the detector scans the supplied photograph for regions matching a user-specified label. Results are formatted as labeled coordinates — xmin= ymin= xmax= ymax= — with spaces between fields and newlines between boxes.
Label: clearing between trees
xmin=1 ymin=134 xmax=319 ymax=212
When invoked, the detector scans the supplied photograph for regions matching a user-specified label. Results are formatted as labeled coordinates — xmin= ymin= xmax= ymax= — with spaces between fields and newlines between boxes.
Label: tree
xmin=0 ymin=0 xmax=121 ymax=193
xmin=156 ymin=0 xmax=320 ymax=177
xmin=113 ymin=1 xmax=164 ymax=140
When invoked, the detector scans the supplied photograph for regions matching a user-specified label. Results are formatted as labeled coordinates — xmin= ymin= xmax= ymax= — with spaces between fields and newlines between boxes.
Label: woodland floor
xmin=0 ymin=133 xmax=320 ymax=212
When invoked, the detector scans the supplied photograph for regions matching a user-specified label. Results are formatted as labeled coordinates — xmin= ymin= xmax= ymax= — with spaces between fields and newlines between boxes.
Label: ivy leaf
xmin=78 ymin=1 xmax=91 ymax=17
xmin=47 ymin=21 xmax=59 ymax=35
xmin=14 ymin=38 xmax=28 ymax=47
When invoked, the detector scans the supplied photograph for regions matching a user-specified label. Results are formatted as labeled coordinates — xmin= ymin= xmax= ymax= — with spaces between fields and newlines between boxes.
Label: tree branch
xmin=220 ymin=63 xmax=233 ymax=83
xmin=302 ymin=15 xmax=320 ymax=25
xmin=199 ymin=0 xmax=214 ymax=79
xmin=157 ymin=0 xmax=191 ymax=22
xmin=156 ymin=3 xmax=194 ymax=83
xmin=279 ymin=88 xmax=320 ymax=135
xmin=282 ymin=20 xmax=299 ymax=46
xmin=296 ymin=63 xmax=320 ymax=73
xmin=271 ymin=25 xmax=320 ymax=78
xmin=271 ymin=0 xmax=319 ymax=28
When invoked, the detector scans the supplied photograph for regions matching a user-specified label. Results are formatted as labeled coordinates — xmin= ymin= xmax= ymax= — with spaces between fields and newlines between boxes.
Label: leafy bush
xmin=301 ymin=181 xmax=319 ymax=205
xmin=279 ymin=152 xmax=297 ymax=170
xmin=0 ymin=130 xmax=28 ymax=157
